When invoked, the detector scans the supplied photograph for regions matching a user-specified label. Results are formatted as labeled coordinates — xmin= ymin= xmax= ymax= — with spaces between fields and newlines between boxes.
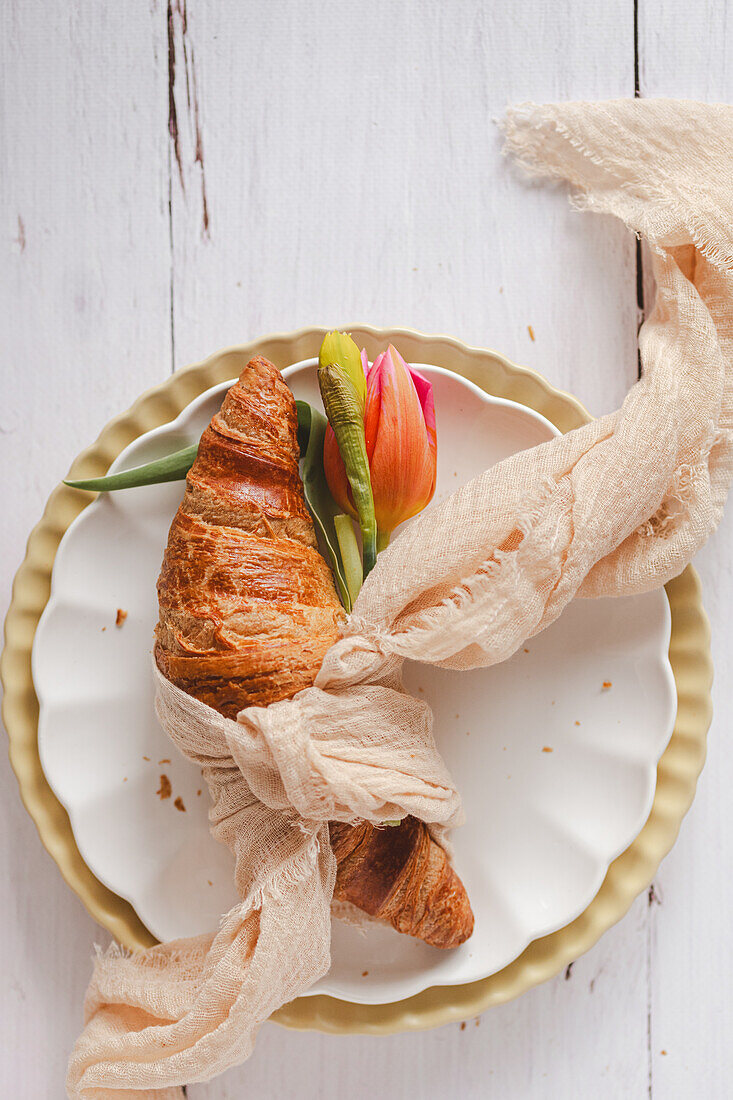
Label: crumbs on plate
xmin=157 ymin=774 xmax=172 ymax=800
xmin=542 ymin=746 xmax=553 ymax=753
xmin=528 ymin=324 xmax=535 ymax=341
xmin=115 ymin=608 xmax=128 ymax=628
xmin=174 ymin=796 xmax=186 ymax=812
xmin=602 ymin=680 xmax=612 ymax=690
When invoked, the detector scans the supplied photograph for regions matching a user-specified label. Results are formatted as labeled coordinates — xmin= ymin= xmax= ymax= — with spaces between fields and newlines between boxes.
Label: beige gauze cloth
xmin=68 ymin=99 xmax=733 ymax=1098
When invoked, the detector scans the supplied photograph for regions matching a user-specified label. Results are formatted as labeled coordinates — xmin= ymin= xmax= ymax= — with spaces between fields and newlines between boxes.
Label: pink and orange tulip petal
xmin=364 ymin=345 xmax=437 ymax=536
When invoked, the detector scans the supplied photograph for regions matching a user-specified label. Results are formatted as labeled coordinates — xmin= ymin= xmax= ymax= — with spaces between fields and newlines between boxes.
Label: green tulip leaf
xmin=296 ymin=400 xmax=352 ymax=611
xmin=64 ymin=443 xmax=199 ymax=492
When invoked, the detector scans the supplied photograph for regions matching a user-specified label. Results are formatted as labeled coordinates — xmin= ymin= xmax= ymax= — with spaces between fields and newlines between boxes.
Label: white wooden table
xmin=2 ymin=2 xmax=731 ymax=1096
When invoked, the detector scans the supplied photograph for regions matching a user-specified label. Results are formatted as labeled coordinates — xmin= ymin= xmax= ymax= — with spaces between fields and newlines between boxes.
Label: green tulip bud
xmin=318 ymin=362 xmax=377 ymax=578
xmin=319 ymin=331 xmax=366 ymax=408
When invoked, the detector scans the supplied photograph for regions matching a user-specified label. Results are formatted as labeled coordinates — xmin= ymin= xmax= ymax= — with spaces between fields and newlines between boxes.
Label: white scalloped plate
xmin=32 ymin=358 xmax=676 ymax=1007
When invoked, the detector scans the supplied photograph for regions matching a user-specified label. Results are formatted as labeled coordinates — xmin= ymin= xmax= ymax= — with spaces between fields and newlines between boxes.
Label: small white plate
xmin=33 ymin=360 xmax=676 ymax=1006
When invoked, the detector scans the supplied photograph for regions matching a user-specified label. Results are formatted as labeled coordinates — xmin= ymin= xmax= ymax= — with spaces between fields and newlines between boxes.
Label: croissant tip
xmin=432 ymin=908 xmax=475 ymax=949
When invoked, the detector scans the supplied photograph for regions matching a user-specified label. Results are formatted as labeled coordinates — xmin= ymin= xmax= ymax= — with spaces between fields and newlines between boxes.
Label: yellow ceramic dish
xmin=1 ymin=326 xmax=711 ymax=1032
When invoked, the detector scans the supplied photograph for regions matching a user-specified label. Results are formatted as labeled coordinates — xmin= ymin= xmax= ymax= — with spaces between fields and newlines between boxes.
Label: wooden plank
xmin=168 ymin=0 xmax=639 ymax=417
xmin=12 ymin=1 xmax=723 ymax=1097
xmin=639 ymin=6 xmax=733 ymax=1098
xmin=180 ymin=0 xmax=647 ymax=1097
xmin=639 ymin=1 xmax=732 ymax=100
xmin=0 ymin=2 xmax=170 ymax=1096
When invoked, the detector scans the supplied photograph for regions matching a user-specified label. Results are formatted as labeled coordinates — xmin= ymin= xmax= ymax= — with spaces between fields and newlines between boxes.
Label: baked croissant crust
xmin=155 ymin=355 xmax=474 ymax=949
xmin=330 ymin=818 xmax=474 ymax=949
xmin=155 ymin=356 xmax=343 ymax=716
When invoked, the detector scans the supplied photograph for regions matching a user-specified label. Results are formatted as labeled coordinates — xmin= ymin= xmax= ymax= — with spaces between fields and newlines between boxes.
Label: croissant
xmin=155 ymin=355 xmax=474 ymax=949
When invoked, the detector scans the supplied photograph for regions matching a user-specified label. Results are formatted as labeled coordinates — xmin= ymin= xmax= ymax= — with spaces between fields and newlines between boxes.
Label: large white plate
xmin=33 ymin=359 xmax=676 ymax=1006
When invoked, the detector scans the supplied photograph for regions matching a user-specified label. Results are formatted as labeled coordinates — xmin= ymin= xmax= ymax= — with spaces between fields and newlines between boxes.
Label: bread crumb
xmin=197 ymin=789 xmax=202 ymax=796
xmin=174 ymin=796 xmax=186 ymax=812
xmin=475 ymin=1018 xmax=480 ymax=1027
xmin=158 ymin=758 xmax=171 ymax=765
xmin=157 ymin=774 xmax=172 ymax=800
xmin=661 ymin=1050 xmax=667 ymax=1056
xmin=115 ymin=608 xmax=127 ymax=628
xmin=362 ymin=970 xmax=369 ymax=977
xmin=575 ymin=720 xmax=581 ymax=726
xmin=542 ymin=746 xmax=553 ymax=753
xmin=602 ymin=680 xmax=612 ymax=690
xmin=528 ymin=325 xmax=535 ymax=341
xmin=123 ymin=777 xmax=128 ymax=782
xmin=499 ymin=286 xmax=504 ymax=293
xmin=143 ymin=756 xmax=151 ymax=762
xmin=207 ymin=879 xmax=213 ymax=886
xmin=460 ymin=1021 xmax=466 ymax=1031
xmin=523 ymin=647 xmax=529 ymax=653
xmin=101 ymin=627 xmax=106 ymax=632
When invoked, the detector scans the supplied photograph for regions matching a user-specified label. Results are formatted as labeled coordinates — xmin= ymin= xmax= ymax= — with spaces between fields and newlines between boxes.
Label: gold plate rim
xmin=1 ymin=325 xmax=712 ymax=1033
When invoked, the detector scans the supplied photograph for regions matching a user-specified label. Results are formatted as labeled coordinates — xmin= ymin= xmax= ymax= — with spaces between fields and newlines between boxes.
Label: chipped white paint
xmin=0 ymin=0 xmax=730 ymax=1097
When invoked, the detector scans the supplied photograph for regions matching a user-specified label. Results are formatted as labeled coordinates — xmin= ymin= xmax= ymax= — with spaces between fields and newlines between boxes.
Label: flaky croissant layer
xmin=155 ymin=355 xmax=474 ymax=949
xmin=155 ymin=356 xmax=343 ymax=717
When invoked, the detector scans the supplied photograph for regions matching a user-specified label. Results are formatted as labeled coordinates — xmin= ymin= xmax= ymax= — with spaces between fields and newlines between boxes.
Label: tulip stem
xmin=362 ymin=531 xmax=378 ymax=578
xmin=334 ymin=514 xmax=362 ymax=606
xmin=376 ymin=530 xmax=391 ymax=554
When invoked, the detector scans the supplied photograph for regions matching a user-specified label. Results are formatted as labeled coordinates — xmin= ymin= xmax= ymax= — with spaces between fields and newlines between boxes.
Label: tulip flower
xmin=324 ymin=344 xmax=437 ymax=551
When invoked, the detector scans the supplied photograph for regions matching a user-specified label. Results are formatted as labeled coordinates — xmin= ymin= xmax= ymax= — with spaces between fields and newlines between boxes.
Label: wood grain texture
xmin=639 ymin=5 xmax=733 ymax=1096
xmin=167 ymin=0 xmax=638 ymax=416
xmin=0 ymin=2 xmax=171 ymax=1096
xmin=1 ymin=0 xmax=729 ymax=1097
